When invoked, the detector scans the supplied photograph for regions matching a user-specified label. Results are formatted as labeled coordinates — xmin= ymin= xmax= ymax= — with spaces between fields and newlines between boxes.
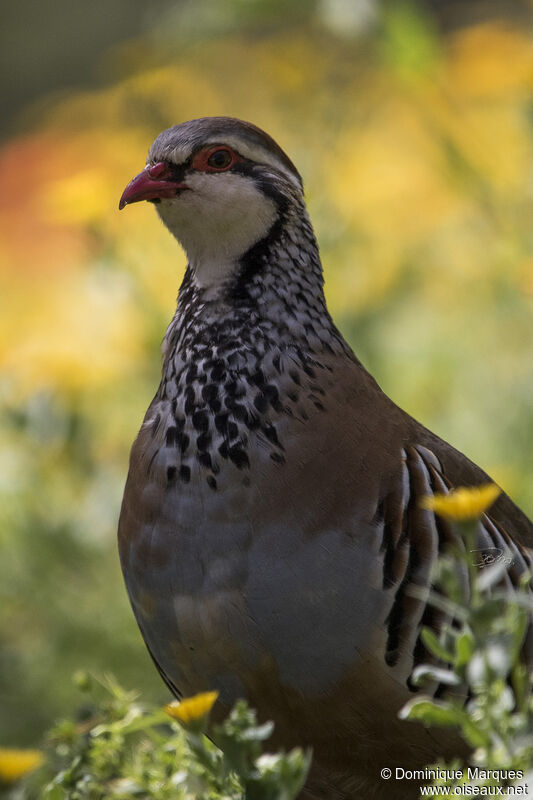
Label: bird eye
xmin=191 ymin=145 xmax=242 ymax=173
xmin=207 ymin=148 xmax=233 ymax=170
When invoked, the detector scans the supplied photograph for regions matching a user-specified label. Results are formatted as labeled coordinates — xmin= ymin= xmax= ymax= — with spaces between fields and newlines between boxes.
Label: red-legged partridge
xmin=118 ymin=117 xmax=533 ymax=799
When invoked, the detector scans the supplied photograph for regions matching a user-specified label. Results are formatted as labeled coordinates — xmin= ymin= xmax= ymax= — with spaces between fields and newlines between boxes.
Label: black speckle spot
xmin=197 ymin=431 xmax=212 ymax=451
xmin=287 ymin=390 xmax=299 ymax=402
xmin=184 ymin=387 xmax=196 ymax=415
xmin=270 ymin=452 xmax=285 ymax=464
xmin=253 ymin=393 xmax=269 ymax=414
xmin=177 ymin=432 xmax=189 ymax=454
xmin=227 ymin=421 xmax=239 ymax=439
xmin=167 ymin=466 xmax=177 ymax=482
xmin=166 ymin=426 xmax=178 ymax=446
xmin=250 ymin=369 xmax=265 ymax=388
xmin=210 ymin=361 xmax=226 ymax=381
xmin=289 ymin=369 xmax=301 ymax=386
xmin=215 ymin=413 xmax=229 ymax=433
xmin=180 ymin=465 xmax=191 ymax=483
xmin=219 ymin=441 xmax=229 ymax=459
xmin=198 ymin=451 xmax=212 ymax=469
xmin=263 ymin=424 xmax=281 ymax=447
xmin=264 ymin=384 xmax=282 ymax=411
xmin=230 ymin=402 xmax=249 ymax=423
xmin=202 ymin=384 xmax=218 ymax=406
xmin=272 ymin=354 xmax=281 ymax=373
xmin=247 ymin=410 xmax=260 ymax=429
xmin=225 ymin=379 xmax=246 ymax=398
xmin=186 ymin=365 xmax=197 ymax=383
xmin=206 ymin=475 xmax=217 ymax=490
xmin=229 ymin=446 xmax=250 ymax=469
xmin=192 ymin=410 xmax=209 ymax=432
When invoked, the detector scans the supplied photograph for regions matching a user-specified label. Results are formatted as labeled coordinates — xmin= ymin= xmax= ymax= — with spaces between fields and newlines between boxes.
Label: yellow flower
xmin=164 ymin=691 xmax=219 ymax=729
xmin=420 ymin=484 xmax=501 ymax=521
xmin=0 ymin=749 xmax=44 ymax=783
xmin=43 ymin=168 xmax=113 ymax=226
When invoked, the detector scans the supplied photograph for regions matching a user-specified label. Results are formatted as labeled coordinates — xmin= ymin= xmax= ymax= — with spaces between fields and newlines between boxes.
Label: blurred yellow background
xmin=1 ymin=0 xmax=533 ymax=745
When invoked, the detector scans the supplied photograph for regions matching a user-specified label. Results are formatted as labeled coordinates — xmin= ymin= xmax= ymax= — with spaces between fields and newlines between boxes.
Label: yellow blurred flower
xmin=43 ymin=168 xmax=113 ymax=226
xmin=446 ymin=23 xmax=533 ymax=98
xmin=420 ymin=484 xmax=501 ymax=521
xmin=0 ymin=271 xmax=144 ymax=397
xmin=0 ymin=748 xmax=44 ymax=783
xmin=164 ymin=691 xmax=219 ymax=729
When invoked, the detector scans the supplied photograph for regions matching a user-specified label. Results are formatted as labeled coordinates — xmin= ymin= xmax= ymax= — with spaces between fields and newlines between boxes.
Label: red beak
xmin=119 ymin=162 xmax=188 ymax=210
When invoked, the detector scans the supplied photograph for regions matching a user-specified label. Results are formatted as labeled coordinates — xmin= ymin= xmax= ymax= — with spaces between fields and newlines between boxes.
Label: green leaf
xmin=44 ymin=784 xmax=68 ymax=800
xmin=459 ymin=717 xmax=491 ymax=749
xmin=410 ymin=665 xmax=460 ymax=687
xmin=455 ymin=630 xmax=475 ymax=669
xmin=240 ymin=721 xmax=275 ymax=742
xmin=420 ymin=627 xmax=454 ymax=662
xmin=399 ymin=698 xmax=460 ymax=727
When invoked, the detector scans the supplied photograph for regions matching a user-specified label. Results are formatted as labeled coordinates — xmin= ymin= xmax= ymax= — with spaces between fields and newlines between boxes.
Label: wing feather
xmin=379 ymin=443 xmax=532 ymax=691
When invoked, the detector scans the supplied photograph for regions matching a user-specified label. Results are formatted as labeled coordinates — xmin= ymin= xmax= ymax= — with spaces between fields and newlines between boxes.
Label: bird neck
xmin=162 ymin=200 xmax=350 ymax=373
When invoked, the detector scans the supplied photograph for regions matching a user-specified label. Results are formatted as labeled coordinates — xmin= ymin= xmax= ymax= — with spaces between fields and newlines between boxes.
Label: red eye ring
xmin=192 ymin=145 xmax=242 ymax=173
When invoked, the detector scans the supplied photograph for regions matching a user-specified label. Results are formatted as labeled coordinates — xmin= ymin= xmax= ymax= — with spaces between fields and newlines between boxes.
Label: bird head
xmin=119 ymin=117 xmax=303 ymax=288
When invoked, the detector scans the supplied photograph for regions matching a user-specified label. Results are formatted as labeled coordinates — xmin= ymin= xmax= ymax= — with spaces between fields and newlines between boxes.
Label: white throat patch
xmin=155 ymin=171 xmax=277 ymax=289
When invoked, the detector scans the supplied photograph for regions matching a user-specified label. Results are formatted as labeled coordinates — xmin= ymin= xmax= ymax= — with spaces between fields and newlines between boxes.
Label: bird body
xmin=118 ymin=118 xmax=533 ymax=799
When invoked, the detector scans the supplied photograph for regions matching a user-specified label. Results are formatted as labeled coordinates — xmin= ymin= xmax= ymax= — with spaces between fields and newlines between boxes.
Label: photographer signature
xmin=470 ymin=548 xmax=514 ymax=568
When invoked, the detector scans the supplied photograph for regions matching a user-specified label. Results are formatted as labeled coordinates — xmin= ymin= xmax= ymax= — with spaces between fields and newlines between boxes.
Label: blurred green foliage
xmin=401 ymin=506 xmax=533 ymax=792
xmin=2 ymin=678 xmax=309 ymax=799
xmin=1 ymin=0 xmax=533 ymax=751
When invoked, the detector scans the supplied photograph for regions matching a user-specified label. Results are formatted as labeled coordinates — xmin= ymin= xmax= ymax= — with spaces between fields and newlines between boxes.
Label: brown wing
xmin=378 ymin=443 xmax=533 ymax=685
